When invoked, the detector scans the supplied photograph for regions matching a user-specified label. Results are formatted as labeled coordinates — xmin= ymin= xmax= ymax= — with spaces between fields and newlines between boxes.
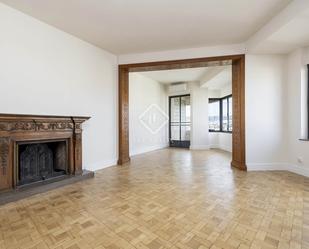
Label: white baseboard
xmin=190 ymin=145 xmax=210 ymax=150
xmin=130 ymin=144 xmax=168 ymax=157
xmin=209 ymin=144 xmax=232 ymax=153
xmin=86 ymin=159 xmax=309 ymax=178
xmin=247 ymin=163 xmax=288 ymax=171
xmin=86 ymin=158 xmax=118 ymax=172
xmin=247 ymin=163 xmax=309 ymax=177
xmin=287 ymin=164 xmax=309 ymax=177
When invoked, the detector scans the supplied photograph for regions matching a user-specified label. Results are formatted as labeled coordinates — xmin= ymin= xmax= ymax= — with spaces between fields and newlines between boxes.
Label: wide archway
xmin=118 ymin=54 xmax=246 ymax=171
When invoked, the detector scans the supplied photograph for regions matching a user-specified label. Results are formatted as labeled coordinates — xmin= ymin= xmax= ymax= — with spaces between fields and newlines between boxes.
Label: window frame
xmin=307 ymin=64 xmax=309 ymax=138
xmin=208 ymin=98 xmax=221 ymax=132
xmin=209 ymin=94 xmax=232 ymax=133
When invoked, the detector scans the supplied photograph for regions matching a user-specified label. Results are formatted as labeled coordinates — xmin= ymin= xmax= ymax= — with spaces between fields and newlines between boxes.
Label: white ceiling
xmin=139 ymin=65 xmax=231 ymax=90
xmin=249 ymin=8 xmax=309 ymax=53
xmin=0 ymin=0 xmax=292 ymax=54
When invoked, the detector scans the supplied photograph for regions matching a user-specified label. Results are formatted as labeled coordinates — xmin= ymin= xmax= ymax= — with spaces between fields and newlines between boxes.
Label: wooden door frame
xmin=118 ymin=54 xmax=246 ymax=170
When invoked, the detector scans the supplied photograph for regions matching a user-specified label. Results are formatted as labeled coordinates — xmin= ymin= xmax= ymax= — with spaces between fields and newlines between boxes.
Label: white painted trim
xmin=86 ymin=158 xmax=117 ymax=172
xmin=219 ymin=145 xmax=232 ymax=153
xmin=247 ymin=163 xmax=309 ymax=177
xmin=209 ymin=144 xmax=220 ymax=149
xmin=247 ymin=163 xmax=289 ymax=171
xmin=209 ymin=144 xmax=232 ymax=153
xmin=190 ymin=145 xmax=210 ymax=150
xmin=130 ymin=144 xmax=169 ymax=157
xmin=288 ymin=164 xmax=309 ymax=177
xmin=87 ymin=159 xmax=309 ymax=177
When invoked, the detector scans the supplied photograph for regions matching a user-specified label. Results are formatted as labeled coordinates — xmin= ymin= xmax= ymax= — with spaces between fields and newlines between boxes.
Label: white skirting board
xmin=190 ymin=145 xmax=210 ymax=150
xmin=247 ymin=163 xmax=309 ymax=177
xmin=86 ymin=160 xmax=309 ymax=177
xmin=208 ymin=144 xmax=232 ymax=152
xmin=191 ymin=144 xmax=232 ymax=153
xmin=130 ymin=144 xmax=169 ymax=157
xmin=86 ymin=158 xmax=118 ymax=172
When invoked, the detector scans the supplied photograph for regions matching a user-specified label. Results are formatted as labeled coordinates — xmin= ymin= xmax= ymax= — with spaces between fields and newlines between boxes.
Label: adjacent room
xmin=0 ymin=0 xmax=309 ymax=248
xmin=129 ymin=65 xmax=232 ymax=157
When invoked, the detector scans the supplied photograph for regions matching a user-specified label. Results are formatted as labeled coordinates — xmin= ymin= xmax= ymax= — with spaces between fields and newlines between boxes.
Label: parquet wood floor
xmin=0 ymin=148 xmax=309 ymax=249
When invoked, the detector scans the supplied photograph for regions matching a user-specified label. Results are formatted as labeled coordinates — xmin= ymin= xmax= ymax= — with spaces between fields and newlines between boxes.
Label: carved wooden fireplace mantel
xmin=0 ymin=113 xmax=90 ymax=192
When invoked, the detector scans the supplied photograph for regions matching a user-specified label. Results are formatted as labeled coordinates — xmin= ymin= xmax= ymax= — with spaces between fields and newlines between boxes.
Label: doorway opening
xmin=169 ymin=94 xmax=191 ymax=148
xmin=118 ymin=54 xmax=246 ymax=171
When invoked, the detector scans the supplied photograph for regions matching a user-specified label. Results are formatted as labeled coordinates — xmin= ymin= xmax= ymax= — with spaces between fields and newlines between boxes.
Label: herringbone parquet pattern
xmin=0 ymin=148 xmax=309 ymax=249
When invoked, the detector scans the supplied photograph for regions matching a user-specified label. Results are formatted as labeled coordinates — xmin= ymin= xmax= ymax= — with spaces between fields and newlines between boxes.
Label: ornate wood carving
xmin=0 ymin=121 xmax=74 ymax=132
xmin=0 ymin=114 xmax=90 ymax=191
xmin=118 ymin=54 xmax=246 ymax=170
xmin=0 ymin=138 xmax=10 ymax=190
xmin=74 ymin=133 xmax=83 ymax=175
xmin=0 ymin=138 xmax=9 ymax=175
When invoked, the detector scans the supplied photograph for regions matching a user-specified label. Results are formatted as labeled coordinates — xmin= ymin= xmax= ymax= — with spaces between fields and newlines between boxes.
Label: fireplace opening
xmin=17 ymin=140 xmax=68 ymax=186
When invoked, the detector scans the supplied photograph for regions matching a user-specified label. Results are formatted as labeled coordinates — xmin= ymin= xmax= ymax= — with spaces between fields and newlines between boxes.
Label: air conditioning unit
xmin=168 ymin=83 xmax=187 ymax=93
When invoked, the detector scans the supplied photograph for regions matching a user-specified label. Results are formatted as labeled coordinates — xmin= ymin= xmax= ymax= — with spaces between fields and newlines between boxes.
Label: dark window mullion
xmin=179 ymin=97 xmax=182 ymax=141
xmin=226 ymin=98 xmax=230 ymax=131
xmin=307 ymin=64 xmax=309 ymax=139
xmin=219 ymin=99 xmax=223 ymax=132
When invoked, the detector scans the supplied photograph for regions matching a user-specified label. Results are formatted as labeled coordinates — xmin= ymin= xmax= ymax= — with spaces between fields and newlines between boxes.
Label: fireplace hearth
xmin=0 ymin=113 xmax=92 ymax=193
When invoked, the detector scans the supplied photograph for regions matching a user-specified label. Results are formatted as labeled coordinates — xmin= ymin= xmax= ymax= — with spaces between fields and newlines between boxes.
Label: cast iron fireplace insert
xmin=17 ymin=139 xmax=68 ymax=186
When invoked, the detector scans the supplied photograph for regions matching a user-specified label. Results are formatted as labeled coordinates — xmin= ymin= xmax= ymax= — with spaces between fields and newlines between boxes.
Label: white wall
xmin=190 ymin=83 xmax=209 ymax=149
xmin=209 ymin=133 xmax=232 ymax=152
xmin=285 ymin=47 xmax=309 ymax=176
xmin=0 ymin=3 xmax=118 ymax=171
xmin=129 ymin=73 xmax=168 ymax=156
xmin=246 ymin=54 xmax=287 ymax=168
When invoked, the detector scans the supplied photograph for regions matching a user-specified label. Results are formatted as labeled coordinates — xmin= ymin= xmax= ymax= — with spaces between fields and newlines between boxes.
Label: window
xmin=208 ymin=95 xmax=232 ymax=133
xmin=228 ymin=97 xmax=232 ymax=132
xmin=209 ymin=99 xmax=220 ymax=131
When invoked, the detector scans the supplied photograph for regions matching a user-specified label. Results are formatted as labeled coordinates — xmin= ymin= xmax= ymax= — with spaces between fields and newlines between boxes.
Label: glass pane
xmin=171 ymin=125 xmax=180 ymax=140
xmin=228 ymin=97 xmax=232 ymax=132
xmin=208 ymin=101 xmax=220 ymax=131
xmin=181 ymin=96 xmax=190 ymax=123
xmin=181 ymin=126 xmax=190 ymax=141
xmin=170 ymin=98 xmax=180 ymax=122
xmin=222 ymin=98 xmax=228 ymax=131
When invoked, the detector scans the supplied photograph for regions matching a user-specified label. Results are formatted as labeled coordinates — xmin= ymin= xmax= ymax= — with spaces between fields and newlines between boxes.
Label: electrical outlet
xmin=297 ymin=157 xmax=303 ymax=164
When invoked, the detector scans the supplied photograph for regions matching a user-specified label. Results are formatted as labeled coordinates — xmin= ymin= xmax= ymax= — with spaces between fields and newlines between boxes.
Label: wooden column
xmin=118 ymin=66 xmax=130 ymax=165
xmin=231 ymin=56 xmax=246 ymax=170
xmin=72 ymin=118 xmax=84 ymax=175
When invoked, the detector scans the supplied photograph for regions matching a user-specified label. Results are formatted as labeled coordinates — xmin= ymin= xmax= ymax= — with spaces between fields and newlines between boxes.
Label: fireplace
xmin=17 ymin=140 xmax=68 ymax=186
xmin=0 ymin=114 xmax=91 ymax=192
